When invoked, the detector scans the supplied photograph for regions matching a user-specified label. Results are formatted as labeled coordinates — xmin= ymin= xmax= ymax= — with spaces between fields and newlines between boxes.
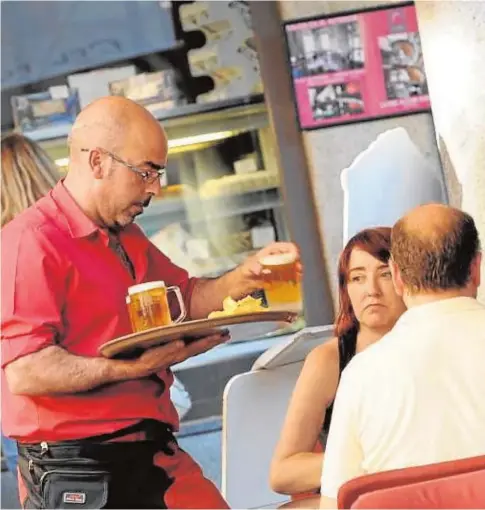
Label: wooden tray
xmin=99 ymin=310 xmax=298 ymax=358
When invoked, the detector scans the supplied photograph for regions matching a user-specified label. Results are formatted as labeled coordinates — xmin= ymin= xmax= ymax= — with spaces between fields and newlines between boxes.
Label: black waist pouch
xmin=18 ymin=420 xmax=175 ymax=509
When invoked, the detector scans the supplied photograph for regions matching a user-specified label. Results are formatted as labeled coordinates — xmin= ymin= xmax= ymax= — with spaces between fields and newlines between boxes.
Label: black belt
xmin=19 ymin=419 xmax=174 ymax=449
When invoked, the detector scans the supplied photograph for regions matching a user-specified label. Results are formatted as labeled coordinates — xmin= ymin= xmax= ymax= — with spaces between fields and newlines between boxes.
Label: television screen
xmin=283 ymin=2 xmax=431 ymax=130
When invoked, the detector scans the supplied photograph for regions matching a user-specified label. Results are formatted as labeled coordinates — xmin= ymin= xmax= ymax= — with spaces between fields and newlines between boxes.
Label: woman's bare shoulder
xmin=306 ymin=336 xmax=339 ymax=364
xmin=297 ymin=337 xmax=340 ymax=401
xmin=302 ymin=337 xmax=340 ymax=378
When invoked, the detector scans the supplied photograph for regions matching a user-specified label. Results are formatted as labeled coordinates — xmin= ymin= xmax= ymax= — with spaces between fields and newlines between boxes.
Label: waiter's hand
xmin=125 ymin=331 xmax=230 ymax=378
xmin=176 ymin=328 xmax=231 ymax=362
xmin=239 ymin=241 xmax=302 ymax=286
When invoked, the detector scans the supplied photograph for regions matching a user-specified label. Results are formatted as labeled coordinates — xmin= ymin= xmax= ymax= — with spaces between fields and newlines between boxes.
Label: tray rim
xmin=98 ymin=310 xmax=298 ymax=358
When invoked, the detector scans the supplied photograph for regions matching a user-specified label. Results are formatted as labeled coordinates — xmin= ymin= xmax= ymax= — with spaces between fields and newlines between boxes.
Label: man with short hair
xmin=319 ymin=204 xmax=485 ymax=508
xmin=1 ymin=96 xmax=300 ymax=509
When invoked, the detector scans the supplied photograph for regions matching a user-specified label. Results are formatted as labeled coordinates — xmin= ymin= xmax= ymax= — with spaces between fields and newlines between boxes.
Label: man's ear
xmin=389 ymin=258 xmax=405 ymax=297
xmin=89 ymin=149 xmax=104 ymax=180
xmin=470 ymin=252 xmax=482 ymax=289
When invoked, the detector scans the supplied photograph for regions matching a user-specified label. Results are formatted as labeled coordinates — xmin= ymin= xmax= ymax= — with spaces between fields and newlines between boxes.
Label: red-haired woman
xmin=270 ymin=227 xmax=406 ymax=497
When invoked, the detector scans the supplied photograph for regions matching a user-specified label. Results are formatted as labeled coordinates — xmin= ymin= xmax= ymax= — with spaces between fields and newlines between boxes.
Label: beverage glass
xmin=126 ymin=281 xmax=186 ymax=333
xmin=260 ymin=253 xmax=302 ymax=312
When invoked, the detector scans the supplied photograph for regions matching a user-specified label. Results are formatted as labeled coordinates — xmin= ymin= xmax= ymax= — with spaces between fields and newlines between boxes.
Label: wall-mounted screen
xmin=283 ymin=2 xmax=431 ymax=130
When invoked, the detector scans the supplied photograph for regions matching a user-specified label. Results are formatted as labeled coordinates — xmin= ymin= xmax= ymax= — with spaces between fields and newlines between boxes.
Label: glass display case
xmin=34 ymin=94 xmax=302 ymax=342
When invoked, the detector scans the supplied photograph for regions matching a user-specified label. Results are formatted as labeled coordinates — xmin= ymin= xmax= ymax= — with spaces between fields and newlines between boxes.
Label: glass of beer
xmin=126 ymin=281 xmax=186 ymax=333
xmin=260 ymin=253 xmax=302 ymax=312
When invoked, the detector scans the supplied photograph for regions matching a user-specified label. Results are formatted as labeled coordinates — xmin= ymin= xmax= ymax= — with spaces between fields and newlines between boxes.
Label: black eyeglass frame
xmin=81 ymin=147 xmax=166 ymax=184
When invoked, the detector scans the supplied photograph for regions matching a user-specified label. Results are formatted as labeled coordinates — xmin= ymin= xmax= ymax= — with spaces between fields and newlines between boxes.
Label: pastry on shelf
xmin=158 ymin=184 xmax=195 ymax=198
xmin=199 ymin=171 xmax=280 ymax=198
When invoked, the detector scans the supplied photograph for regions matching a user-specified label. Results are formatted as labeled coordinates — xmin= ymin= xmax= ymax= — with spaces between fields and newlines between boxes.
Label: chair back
xmin=352 ymin=468 xmax=485 ymax=509
xmin=222 ymin=327 xmax=334 ymax=508
xmin=222 ymin=362 xmax=304 ymax=509
xmin=338 ymin=455 xmax=485 ymax=509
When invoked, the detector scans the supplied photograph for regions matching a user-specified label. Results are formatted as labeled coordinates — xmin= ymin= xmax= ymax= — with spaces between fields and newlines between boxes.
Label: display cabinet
xmin=32 ymin=94 xmax=301 ymax=341
xmin=36 ymin=95 xmax=287 ymax=277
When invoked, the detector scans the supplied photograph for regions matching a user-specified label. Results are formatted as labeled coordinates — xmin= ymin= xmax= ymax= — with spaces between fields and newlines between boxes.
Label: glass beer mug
xmin=126 ymin=281 xmax=186 ymax=333
xmin=260 ymin=253 xmax=302 ymax=312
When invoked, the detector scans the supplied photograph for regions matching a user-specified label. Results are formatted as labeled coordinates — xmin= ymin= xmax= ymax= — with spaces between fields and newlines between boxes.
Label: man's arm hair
xmin=5 ymin=345 xmax=135 ymax=395
xmin=4 ymin=338 xmax=212 ymax=397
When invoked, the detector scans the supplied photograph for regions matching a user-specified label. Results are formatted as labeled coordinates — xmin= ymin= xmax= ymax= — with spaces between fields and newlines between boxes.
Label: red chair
xmin=337 ymin=455 xmax=485 ymax=509
xmin=352 ymin=468 xmax=485 ymax=509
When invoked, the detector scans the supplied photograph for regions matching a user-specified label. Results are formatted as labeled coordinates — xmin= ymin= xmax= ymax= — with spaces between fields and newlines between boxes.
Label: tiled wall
xmin=278 ymin=1 xmax=443 ymax=303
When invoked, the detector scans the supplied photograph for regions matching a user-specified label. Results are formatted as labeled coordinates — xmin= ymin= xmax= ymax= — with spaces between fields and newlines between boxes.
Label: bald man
xmin=319 ymin=204 xmax=485 ymax=509
xmin=1 ymin=97 xmax=300 ymax=509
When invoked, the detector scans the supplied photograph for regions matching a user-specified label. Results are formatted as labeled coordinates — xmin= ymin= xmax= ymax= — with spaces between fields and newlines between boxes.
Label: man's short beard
xmin=109 ymin=217 xmax=131 ymax=233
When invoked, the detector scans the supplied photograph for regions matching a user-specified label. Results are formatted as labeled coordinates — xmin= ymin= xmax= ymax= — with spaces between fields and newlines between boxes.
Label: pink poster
xmin=284 ymin=3 xmax=430 ymax=130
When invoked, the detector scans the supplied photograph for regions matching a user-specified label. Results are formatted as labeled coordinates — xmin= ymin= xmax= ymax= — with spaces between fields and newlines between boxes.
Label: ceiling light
xmin=167 ymin=130 xmax=235 ymax=149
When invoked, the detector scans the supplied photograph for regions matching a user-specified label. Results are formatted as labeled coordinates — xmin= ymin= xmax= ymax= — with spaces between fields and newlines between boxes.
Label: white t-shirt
xmin=321 ymin=296 xmax=485 ymax=499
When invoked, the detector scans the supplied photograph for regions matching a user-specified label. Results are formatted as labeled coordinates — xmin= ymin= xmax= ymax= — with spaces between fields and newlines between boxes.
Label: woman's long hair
xmin=334 ymin=227 xmax=392 ymax=338
xmin=1 ymin=133 xmax=60 ymax=227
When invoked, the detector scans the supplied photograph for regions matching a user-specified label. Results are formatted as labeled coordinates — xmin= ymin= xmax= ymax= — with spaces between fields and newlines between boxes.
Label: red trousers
xmin=154 ymin=445 xmax=229 ymax=509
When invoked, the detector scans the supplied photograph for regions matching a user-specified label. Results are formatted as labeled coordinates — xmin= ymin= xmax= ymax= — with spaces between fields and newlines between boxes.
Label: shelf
xmin=151 ymin=94 xmax=265 ymax=123
xmin=143 ymin=196 xmax=187 ymax=218
xmin=201 ymin=191 xmax=282 ymax=221
xmin=26 ymin=124 xmax=72 ymax=143
xmin=25 ymin=94 xmax=266 ymax=145
xmin=141 ymin=186 xmax=281 ymax=222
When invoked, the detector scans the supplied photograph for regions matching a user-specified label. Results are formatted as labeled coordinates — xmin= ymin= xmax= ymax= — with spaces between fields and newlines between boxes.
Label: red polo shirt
xmin=1 ymin=182 xmax=197 ymax=442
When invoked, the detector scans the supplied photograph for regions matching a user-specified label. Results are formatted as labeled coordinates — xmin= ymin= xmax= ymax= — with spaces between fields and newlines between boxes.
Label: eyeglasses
xmin=81 ymin=147 xmax=165 ymax=185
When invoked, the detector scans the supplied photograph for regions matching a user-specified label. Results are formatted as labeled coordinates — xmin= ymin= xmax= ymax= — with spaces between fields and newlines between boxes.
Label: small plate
xmin=99 ymin=310 xmax=298 ymax=358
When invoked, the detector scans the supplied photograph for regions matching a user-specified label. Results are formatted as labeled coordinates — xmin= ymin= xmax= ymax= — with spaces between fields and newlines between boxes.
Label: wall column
xmin=416 ymin=1 xmax=485 ymax=302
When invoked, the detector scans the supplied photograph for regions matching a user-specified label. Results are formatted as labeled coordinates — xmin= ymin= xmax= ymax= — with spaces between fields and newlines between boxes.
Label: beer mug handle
xmin=167 ymin=286 xmax=186 ymax=324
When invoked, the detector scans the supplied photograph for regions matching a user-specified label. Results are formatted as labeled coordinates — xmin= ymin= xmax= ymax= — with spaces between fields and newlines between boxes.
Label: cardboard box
xmin=109 ymin=71 xmax=186 ymax=113
xmin=11 ymin=88 xmax=80 ymax=133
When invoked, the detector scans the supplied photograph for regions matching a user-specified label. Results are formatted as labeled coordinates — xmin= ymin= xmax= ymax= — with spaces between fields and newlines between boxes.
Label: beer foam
xmin=259 ymin=252 xmax=296 ymax=266
xmin=128 ymin=281 xmax=166 ymax=295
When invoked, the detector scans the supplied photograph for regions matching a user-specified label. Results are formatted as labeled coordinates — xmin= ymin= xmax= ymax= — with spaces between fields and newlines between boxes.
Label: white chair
xmin=222 ymin=326 xmax=333 ymax=509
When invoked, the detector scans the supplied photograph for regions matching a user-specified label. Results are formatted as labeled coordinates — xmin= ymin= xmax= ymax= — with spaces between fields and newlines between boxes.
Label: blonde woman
xmin=1 ymin=133 xmax=61 ymax=227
